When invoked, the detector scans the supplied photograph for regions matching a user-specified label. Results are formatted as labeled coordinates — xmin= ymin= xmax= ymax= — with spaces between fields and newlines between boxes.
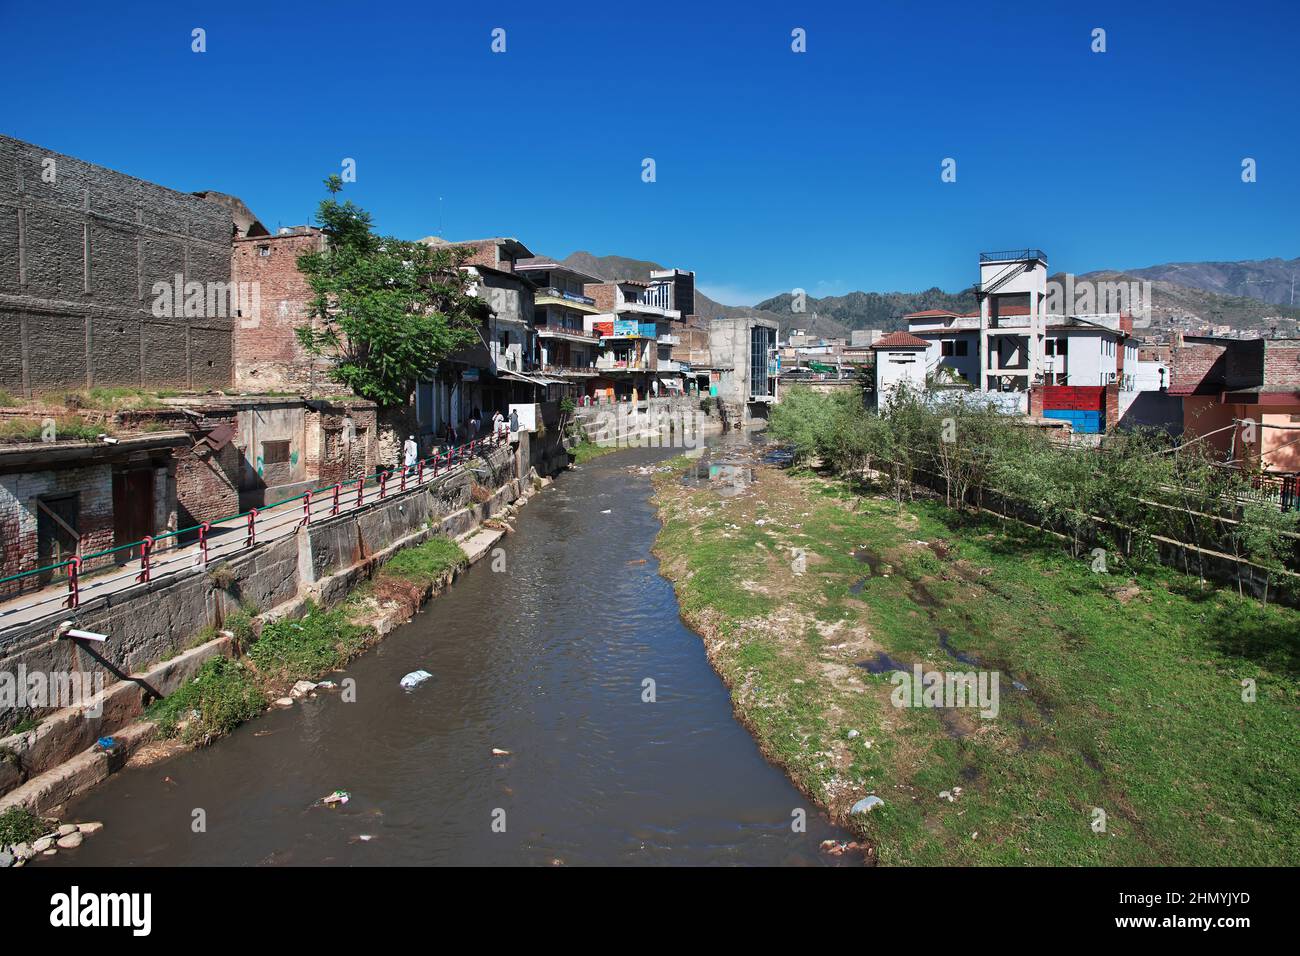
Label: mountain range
xmin=561 ymin=251 xmax=1300 ymax=339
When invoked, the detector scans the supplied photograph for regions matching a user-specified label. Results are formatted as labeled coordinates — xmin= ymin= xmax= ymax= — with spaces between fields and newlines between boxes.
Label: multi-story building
xmin=584 ymin=277 xmax=686 ymax=401
xmin=513 ymin=257 xmax=603 ymax=385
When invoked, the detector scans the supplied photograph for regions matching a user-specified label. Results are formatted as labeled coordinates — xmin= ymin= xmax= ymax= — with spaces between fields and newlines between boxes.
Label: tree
xmin=295 ymin=177 xmax=487 ymax=406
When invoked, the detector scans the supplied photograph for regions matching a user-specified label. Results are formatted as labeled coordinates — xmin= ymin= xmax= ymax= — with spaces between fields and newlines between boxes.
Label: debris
xmin=11 ymin=842 xmax=34 ymax=862
xmin=819 ymin=839 xmax=865 ymax=857
xmin=0 ymin=851 xmax=12 ymax=868
xmin=316 ymin=680 xmax=338 ymax=690
xmin=290 ymin=680 xmax=318 ymax=698
xmin=319 ymin=790 xmax=351 ymax=807
xmin=850 ymin=795 xmax=885 ymax=814
xmin=600 ymin=509 xmax=612 ymax=514
xmin=491 ymin=747 xmax=511 ymax=756
xmin=847 ymin=729 xmax=860 ymax=739
xmin=32 ymin=837 xmax=54 ymax=853
xmin=95 ymin=736 xmax=116 ymax=751
xmin=400 ymin=670 xmax=433 ymax=690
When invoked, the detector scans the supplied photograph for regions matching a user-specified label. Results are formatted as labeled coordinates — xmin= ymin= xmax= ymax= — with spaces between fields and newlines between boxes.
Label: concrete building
xmin=976 ymin=249 xmax=1049 ymax=391
xmin=0 ymin=134 xmax=235 ymax=397
xmin=1172 ymin=335 xmax=1300 ymax=471
xmin=708 ymin=315 xmax=779 ymax=423
xmin=869 ymin=331 xmax=930 ymax=407
xmin=513 ymin=257 xmax=602 ymax=387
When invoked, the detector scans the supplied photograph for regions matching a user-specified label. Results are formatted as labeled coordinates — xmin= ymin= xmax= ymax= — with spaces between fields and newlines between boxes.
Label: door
xmin=36 ymin=494 xmax=80 ymax=583
xmin=112 ymin=468 xmax=155 ymax=560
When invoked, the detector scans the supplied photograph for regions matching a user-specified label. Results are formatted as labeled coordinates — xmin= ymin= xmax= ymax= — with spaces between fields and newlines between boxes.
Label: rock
xmin=77 ymin=822 xmax=104 ymax=836
xmin=12 ymin=842 xmax=33 ymax=861
xmin=42 ymin=849 xmax=57 ymax=856
xmin=57 ymin=824 xmax=78 ymax=836
xmin=33 ymin=837 xmax=54 ymax=852
xmin=0 ymin=850 xmax=13 ymax=868
xmin=290 ymin=680 xmax=318 ymax=698
xmin=400 ymin=670 xmax=433 ymax=690
xmin=273 ymin=697 xmax=294 ymax=708
xmin=56 ymin=832 xmax=83 ymax=849
xmin=850 ymin=795 xmax=885 ymax=814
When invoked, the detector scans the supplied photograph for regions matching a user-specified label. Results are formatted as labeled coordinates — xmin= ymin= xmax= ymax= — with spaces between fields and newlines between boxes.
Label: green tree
xmin=295 ymin=177 xmax=487 ymax=406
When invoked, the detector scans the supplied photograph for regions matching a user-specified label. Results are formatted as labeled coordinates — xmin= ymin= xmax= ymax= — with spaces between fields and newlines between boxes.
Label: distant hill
xmin=1114 ymin=257 xmax=1300 ymax=307
xmin=755 ymin=288 xmax=978 ymax=334
xmin=559 ymin=251 xmax=1300 ymax=339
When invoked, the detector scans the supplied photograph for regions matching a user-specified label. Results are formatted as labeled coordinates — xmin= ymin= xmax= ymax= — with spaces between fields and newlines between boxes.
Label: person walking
xmin=402 ymin=434 xmax=418 ymax=474
xmin=469 ymin=407 xmax=482 ymax=438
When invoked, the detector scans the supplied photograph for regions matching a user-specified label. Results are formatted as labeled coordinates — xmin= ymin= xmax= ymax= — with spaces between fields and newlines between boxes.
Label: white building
xmin=869 ymin=331 xmax=930 ymax=407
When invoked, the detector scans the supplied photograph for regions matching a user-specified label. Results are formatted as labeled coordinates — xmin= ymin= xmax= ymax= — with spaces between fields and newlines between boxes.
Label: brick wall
xmin=0 ymin=465 xmax=115 ymax=595
xmin=231 ymin=230 xmax=331 ymax=392
xmin=584 ymin=282 xmax=617 ymax=312
xmin=1263 ymin=341 xmax=1300 ymax=390
xmin=0 ymin=135 xmax=235 ymax=396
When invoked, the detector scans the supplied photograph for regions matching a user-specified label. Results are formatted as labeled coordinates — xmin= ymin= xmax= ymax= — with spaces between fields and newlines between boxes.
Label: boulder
xmin=56 ymin=831 xmax=83 ymax=849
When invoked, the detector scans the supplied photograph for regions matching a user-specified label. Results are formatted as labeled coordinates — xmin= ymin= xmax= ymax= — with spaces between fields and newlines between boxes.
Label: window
xmin=262 ymin=440 xmax=291 ymax=465
xmin=955 ymin=340 xmax=968 ymax=356
xmin=257 ymin=245 xmax=271 ymax=257
xmin=941 ymin=340 xmax=954 ymax=356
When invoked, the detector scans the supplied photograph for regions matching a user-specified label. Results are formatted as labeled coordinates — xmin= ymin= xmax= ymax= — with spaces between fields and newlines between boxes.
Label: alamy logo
xmin=150 ymin=275 xmax=260 ymax=320
xmin=890 ymin=664 xmax=1000 ymax=719
xmin=49 ymin=886 xmax=152 ymax=937
xmin=1 ymin=667 xmax=104 ymax=717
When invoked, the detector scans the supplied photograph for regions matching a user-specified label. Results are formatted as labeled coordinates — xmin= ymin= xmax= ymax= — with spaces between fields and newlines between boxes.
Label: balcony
xmin=595 ymin=357 xmax=649 ymax=372
xmin=979 ymin=249 xmax=1047 ymax=264
xmin=658 ymin=334 xmax=680 ymax=346
xmin=542 ymin=364 xmax=599 ymax=377
xmin=534 ymin=287 xmax=600 ymax=313
xmin=536 ymin=323 xmax=598 ymax=342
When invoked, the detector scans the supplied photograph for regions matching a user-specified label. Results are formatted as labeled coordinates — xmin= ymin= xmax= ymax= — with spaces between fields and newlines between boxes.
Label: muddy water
xmin=47 ymin=441 xmax=853 ymax=866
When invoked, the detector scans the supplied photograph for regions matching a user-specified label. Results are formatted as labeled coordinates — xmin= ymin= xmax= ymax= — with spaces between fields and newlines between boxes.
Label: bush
xmin=380 ymin=536 xmax=467 ymax=585
xmin=247 ymin=602 xmax=371 ymax=683
xmin=145 ymin=656 xmax=264 ymax=745
xmin=0 ymin=805 xmax=49 ymax=845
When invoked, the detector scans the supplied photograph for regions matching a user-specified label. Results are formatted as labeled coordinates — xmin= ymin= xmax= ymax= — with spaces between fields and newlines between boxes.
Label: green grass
xmin=144 ymin=656 xmax=265 ymax=744
xmin=652 ymin=462 xmax=1300 ymax=866
xmin=0 ymin=389 xmax=17 ymax=407
xmin=0 ymin=805 xmax=50 ymax=846
xmin=0 ymin=416 xmax=107 ymax=443
xmin=571 ymin=440 xmax=620 ymax=465
xmin=246 ymin=602 xmax=372 ymax=684
xmin=378 ymin=535 xmax=467 ymax=585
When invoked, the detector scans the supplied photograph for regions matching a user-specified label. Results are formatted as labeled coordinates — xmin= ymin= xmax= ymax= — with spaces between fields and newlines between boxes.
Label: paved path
xmin=0 ymin=441 xmax=504 ymax=639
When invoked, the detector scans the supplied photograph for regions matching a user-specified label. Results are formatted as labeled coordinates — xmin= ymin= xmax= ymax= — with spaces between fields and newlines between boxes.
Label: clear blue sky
xmin=2 ymin=0 xmax=1296 ymax=305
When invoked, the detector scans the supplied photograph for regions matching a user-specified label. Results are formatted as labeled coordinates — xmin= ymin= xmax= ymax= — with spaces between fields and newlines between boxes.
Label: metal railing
xmin=979 ymin=249 xmax=1047 ymax=263
xmin=0 ymin=431 xmax=510 ymax=625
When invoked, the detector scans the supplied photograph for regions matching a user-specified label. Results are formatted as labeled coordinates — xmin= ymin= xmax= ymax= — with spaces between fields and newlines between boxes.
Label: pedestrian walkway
xmin=0 ymin=434 xmax=508 ymax=639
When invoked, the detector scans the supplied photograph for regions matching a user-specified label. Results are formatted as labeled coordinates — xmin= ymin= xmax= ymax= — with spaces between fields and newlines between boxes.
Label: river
xmin=45 ymin=438 xmax=853 ymax=866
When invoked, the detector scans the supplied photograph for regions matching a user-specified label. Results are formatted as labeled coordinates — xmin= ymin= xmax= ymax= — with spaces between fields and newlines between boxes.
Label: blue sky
xmin=2 ymin=0 xmax=1296 ymax=306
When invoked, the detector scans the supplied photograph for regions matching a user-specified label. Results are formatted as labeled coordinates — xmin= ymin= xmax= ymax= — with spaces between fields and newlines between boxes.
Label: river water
xmin=45 ymin=439 xmax=852 ymax=866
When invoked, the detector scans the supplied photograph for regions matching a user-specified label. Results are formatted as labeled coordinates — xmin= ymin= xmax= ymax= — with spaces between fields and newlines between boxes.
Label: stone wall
xmin=0 ymin=134 xmax=235 ymax=396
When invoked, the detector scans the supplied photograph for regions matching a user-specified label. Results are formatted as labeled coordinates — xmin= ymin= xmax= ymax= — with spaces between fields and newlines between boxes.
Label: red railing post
xmin=379 ymin=471 xmax=389 ymax=499
xmin=399 ymin=467 xmax=407 ymax=493
xmin=65 ymin=556 xmax=80 ymax=609
xmin=417 ymin=460 xmax=425 ymax=485
xmin=332 ymin=483 xmax=341 ymax=516
xmin=356 ymin=478 xmax=365 ymax=509
xmin=246 ymin=509 xmax=258 ymax=549
xmin=302 ymin=490 xmax=312 ymax=527
xmin=199 ymin=521 xmax=210 ymax=568
xmin=137 ymin=536 xmax=154 ymax=584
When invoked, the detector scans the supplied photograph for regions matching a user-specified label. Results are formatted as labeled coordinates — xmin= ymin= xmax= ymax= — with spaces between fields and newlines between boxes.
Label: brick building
xmin=231 ymin=226 xmax=335 ymax=393
xmin=1172 ymin=335 xmax=1300 ymax=471
xmin=0 ymin=134 xmax=235 ymax=397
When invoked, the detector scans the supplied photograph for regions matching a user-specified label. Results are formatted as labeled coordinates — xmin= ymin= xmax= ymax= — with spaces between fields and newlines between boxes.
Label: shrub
xmin=144 ymin=656 xmax=264 ymax=744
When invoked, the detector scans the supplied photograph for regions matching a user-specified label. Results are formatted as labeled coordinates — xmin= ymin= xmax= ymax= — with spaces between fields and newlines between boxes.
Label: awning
xmin=498 ymin=370 xmax=564 ymax=387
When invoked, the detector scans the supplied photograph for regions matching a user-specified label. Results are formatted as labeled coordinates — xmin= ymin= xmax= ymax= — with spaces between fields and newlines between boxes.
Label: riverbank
xmin=651 ymin=452 xmax=1300 ymax=865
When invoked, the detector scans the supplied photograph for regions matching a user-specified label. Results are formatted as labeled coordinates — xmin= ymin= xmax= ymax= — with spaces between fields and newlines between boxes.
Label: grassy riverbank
xmin=651 ymin=461 xmax=1300 ymax=865
xmin=144 ymin=535 xmax=469 ymax=746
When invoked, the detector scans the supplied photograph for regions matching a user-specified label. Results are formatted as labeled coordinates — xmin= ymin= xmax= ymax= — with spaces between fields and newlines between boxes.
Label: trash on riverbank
xmin=400 ymin=670 xmax=433 ymax=690
xmin=318 ymin=790 xmax=350 ymax=807
xmin=850 ymin=795 xmax=885 ymax=814
xmin=491 ymin=747 xmax=511 ymax=756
